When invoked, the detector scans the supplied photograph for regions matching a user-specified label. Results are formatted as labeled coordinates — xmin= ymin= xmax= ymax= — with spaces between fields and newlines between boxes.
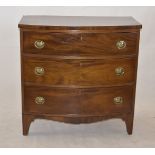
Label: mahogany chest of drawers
xmin=18 ymin=16 xmax=142 ymax=135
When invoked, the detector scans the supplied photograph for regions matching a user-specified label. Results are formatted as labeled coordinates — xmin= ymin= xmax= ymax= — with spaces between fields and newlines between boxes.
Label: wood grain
xmin=19 ymin=16 xmax=142 ymax=135
xmin=18 ymin=16 xmax=142 ymax=30
xmin=23 ymin=56 xmax=136 ymax=86
xmin=23 ymin=32 xmax=138 ymax=56
xmin=24 ymin=85 xmax=133 ymax=115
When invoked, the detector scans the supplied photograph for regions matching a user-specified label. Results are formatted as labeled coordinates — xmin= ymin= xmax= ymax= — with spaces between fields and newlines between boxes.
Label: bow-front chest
xmin=18 ymin=16 xmax=142 ymax=135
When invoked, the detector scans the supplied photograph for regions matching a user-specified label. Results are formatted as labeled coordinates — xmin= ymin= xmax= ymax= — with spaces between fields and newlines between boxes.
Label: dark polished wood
xmin=24 ymin=85 xmax=134 ymax=115
xmin=23 ymin=56 xmax=137 ymax=86
xmin=18 ymin=16 xmax=142 ymax=30
xmin=19 ymin=16 xmax=142 ymax=135
xmin=23 ymin=32 xmax=138 ymax=56
xmin=22 ymin=114 xmax=35 ymax=135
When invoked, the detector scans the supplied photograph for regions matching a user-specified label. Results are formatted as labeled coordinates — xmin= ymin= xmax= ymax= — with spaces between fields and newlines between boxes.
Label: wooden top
xmin=18 ymin=16 xmax=142 ymax=30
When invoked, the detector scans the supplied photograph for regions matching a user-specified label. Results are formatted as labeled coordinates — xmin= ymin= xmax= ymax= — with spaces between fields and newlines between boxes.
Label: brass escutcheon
xmin=116 ymin=40 xmax=126 ymax=49
xmin=35 ymin=96 xmax=45 ymax=104
xmin=114 ymin=97 xmax=123 ymax=104
xmin=34 ymin=67 xmax=44 ymax=76
xmin=34 ymin=40 xmax=45 ymax=49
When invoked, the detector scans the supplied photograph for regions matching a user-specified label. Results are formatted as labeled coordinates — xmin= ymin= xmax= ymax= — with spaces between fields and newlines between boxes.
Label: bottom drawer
xmin=24 ymin=85 xmax=134 ymax=115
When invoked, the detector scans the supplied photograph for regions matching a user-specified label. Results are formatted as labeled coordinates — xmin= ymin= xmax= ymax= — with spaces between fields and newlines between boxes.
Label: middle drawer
xmin=23 ymin=57 xmax=136 ymax=86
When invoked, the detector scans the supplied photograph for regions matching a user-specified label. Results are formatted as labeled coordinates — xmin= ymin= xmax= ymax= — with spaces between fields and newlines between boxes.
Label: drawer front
xmin=24 ymin=86 xmax=80 ymax=114
xmin=24 ymin=86 xmax=133 ymax=115
xmin=79 ymin=58 xmax=137 ymax=86
xmin=23 ymin=57 xmax=79 ymax=86
xmin=23 ymin=32 xmax=138 ymax=56
xmin=23 ymin=57 xmax=136 ymax=86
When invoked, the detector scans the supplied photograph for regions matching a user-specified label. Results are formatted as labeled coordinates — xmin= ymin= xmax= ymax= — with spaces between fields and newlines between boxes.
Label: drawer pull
xmin=35 ymin=96 xmax=45 ymax=104
xmin=34 ymin=40 xmax=45 ymax=49
xmin=116 ymin=40 xmax=126 ymax=49
xmin=115 ymin=67 xmax=124 ymax=76
xmin=34 ymin=67 xmax=44 ymax=76
xmin=114 ymin=97 xmax=123 ymax=104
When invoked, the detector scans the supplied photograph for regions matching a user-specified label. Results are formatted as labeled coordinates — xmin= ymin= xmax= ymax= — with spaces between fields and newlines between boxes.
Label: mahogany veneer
xmin=18 ymin=16 xmax=142 ymax=135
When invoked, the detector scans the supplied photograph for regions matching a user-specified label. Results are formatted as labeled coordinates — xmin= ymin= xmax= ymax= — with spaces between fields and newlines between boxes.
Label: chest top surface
xmin=18 ymin=16 xmax=142 ymax=30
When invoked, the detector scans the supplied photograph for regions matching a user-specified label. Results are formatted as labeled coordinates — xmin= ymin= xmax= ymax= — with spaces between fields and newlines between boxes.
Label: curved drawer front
xmin=24 ymin=85 xmax=133 ymax=115
xmin=24 ymin=86 xmax=80 ymax=114
xmin=23 ymin=32 xmax=138 ymax=56
xmin=23 ymin=57 xmax=79 ymax=86
xmin=23 ymin=57 xmax=136 ymax=86
xmin=78 ymin=58 xmax=136 ymax=86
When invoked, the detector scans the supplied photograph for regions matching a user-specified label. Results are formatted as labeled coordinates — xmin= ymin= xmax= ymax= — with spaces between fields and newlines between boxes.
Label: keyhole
xmin=80 ymin=35 xmax=83 ymax=41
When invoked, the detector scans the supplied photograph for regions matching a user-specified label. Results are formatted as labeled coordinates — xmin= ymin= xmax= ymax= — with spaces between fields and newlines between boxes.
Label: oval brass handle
xmin=34 ymin=40 xmax=45 ymax=49
xmin=35 ymin=96 xmax=45 ymax=104
xmin=115 ymin=67 xmax=125 ymax=76
xmin=34 ymin=67 xmax=44 ymax=76
xmin=114 ymin=97 xmax=123 ymax=104
xmin=116 ymin=40 xmax=126 ymax=49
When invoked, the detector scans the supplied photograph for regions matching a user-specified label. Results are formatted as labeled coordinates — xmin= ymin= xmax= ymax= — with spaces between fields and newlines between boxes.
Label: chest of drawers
xmin=18 ymin=16 xmax=142 ymax=135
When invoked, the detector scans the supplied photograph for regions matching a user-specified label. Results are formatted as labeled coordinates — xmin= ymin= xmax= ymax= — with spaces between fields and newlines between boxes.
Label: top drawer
xmin=23 ymin=32 xmax=138 ymax=56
